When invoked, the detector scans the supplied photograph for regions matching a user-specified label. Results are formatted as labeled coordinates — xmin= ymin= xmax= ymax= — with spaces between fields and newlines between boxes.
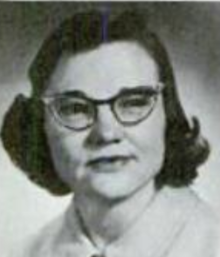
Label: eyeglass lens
xmin=53 ymin=96 xmax=95 ymax=130
xmin=114 ymin=91 xmax=156 ymax=125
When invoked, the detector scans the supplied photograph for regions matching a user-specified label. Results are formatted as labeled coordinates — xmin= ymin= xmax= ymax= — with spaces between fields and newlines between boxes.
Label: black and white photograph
xmin=0 ymin=2 xmax=220 ymax=257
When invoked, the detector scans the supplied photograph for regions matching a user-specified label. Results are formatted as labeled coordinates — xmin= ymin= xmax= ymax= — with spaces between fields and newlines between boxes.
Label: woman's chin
xmin=87 ymin=173 xmax=147 ymax=200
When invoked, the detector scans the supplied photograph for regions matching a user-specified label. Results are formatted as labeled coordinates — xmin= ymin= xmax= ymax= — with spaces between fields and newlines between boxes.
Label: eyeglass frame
xmin=41 ymin=82 xmax=164 ymax=132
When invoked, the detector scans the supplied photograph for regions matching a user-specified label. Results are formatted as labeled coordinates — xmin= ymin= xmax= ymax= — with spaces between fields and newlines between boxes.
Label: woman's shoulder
xmin=6 ymin=220 xmax=61 ymax=257
xmin=162 ymin=186 xmax=219 ymax=257
xmin=164 ymin=186 xmax=218 ymax=226
xmin=21 ymin=201 xmax=84 ymax=257
xmin=14 ymin=209 xmax=72 ymax=257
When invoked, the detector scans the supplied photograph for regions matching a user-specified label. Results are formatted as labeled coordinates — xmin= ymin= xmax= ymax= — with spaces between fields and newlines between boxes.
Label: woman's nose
xmin=85 ymin=106 xmax=123 ymax=148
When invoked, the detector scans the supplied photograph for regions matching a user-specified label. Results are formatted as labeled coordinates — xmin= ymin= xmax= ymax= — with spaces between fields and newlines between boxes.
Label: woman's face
xmin=44 ymin=42 xmax=165 ymax=199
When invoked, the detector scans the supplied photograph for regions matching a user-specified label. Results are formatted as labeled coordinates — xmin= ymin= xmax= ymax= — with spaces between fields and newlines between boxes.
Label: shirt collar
xmin=39 ymin=186 xmax=197 ymax=257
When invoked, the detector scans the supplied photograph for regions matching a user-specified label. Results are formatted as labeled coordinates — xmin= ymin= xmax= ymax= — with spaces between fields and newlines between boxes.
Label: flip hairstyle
xmin=1 ymin=10 xmax=210 ymax=195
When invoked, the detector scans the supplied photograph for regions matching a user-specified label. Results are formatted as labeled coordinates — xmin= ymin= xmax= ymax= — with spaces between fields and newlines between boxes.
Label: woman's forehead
xmin=45 ymin=41 xmax=159 ymax=99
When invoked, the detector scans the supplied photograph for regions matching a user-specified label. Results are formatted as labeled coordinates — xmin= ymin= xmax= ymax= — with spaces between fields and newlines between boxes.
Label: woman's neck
xmin=74 ymin=180 xmax=156 ymax=250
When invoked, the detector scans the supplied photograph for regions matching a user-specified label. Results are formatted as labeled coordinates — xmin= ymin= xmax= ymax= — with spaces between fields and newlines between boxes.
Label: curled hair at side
xmin=155 ymin=116 xmax=210 ymax=188
xmin=1 ymin=94 xmax=70 ymax=195
xmin=152 ymin=38 xmax=210 ymax=188
xmin=1 ymin=10 xmax=210 ymax=195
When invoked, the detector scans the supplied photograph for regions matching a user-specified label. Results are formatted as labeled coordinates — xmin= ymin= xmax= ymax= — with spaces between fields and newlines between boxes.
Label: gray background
xmin=0 ymin=2 xmax=219 ymax=256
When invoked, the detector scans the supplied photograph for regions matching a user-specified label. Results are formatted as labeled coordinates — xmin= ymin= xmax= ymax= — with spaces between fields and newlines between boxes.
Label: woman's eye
xmin=121 ymin=96 xmax=151 ymax=108
xmin=59 ymin=101 xmax=90 ymax=116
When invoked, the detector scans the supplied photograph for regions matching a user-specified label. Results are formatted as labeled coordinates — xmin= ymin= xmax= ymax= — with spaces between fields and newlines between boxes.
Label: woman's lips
xmin=86 ymin=155 xmax=136 ymax=171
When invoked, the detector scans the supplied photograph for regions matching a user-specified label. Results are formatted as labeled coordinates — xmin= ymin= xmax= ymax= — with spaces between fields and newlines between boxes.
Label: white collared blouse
xmin=17 ymin=186 xmax=219 ymax=257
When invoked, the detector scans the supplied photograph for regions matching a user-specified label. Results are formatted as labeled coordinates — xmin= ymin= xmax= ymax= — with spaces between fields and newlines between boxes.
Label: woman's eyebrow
xmin=44 ymin=90 xmax=87 ymax=98
xmin=43 ymin=85 xmax=158 ymax=99
xmin=61 ymin=90 xmax=87 ymax=97
xmin=119 ymin=85 xmax=159 ymax=94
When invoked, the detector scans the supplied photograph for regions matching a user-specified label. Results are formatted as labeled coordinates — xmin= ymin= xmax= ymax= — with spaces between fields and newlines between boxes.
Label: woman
xmin=1 ymin=10 xmax=218 ymax=257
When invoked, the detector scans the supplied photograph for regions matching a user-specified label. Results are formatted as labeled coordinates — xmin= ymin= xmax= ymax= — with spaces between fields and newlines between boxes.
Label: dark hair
xmin=1 ymin=10 xmax=210 ymax=195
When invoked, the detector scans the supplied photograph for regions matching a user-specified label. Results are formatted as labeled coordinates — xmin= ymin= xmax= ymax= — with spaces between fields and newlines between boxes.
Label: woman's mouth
xmin=86 ymin=155 xmax=135 ymax=172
